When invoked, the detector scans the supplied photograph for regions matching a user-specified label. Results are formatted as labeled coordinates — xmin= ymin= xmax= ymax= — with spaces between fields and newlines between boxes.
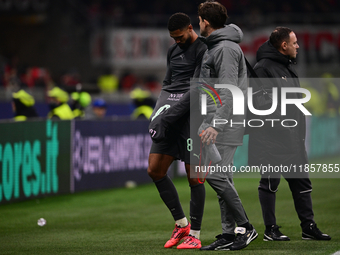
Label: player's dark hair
xmin=167 ymin=13 xmax=191 ymax=32
xmin=198 ymin=1 xmax=228 ymax=29
xmin=269 ymin=27 xmax=293 ymax=51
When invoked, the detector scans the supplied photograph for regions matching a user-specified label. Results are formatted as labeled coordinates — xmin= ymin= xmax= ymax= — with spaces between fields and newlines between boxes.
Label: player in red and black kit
xmin=147 ymin=13 xmax=207 ymax=249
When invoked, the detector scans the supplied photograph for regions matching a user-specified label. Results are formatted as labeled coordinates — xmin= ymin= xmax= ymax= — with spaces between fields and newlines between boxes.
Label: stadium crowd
xmin=0 ymin=55 xmax=161 ymax=93
xmin=0 ymin=0 xmax=339 ymax=120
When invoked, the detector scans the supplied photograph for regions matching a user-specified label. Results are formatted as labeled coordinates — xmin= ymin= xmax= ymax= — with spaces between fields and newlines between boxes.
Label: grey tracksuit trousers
xmin=204 ymin=144 xmax=249 ymax=235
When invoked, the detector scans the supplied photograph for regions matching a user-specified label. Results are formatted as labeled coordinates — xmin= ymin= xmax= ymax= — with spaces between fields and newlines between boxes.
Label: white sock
xmin=189 ymin=230 xmax=200 ymax=239
xmin=175 ymin=217 xmax=188 ymax=228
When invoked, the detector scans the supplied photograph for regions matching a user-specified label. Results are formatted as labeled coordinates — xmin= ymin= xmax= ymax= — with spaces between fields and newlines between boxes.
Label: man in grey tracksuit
xmin=197 ymin=1 xmax=257 ymax=251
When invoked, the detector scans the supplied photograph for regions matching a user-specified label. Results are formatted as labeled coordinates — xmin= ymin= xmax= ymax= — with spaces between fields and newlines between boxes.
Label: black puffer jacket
xmin=248 ymin=40 xmax=308 ymax=167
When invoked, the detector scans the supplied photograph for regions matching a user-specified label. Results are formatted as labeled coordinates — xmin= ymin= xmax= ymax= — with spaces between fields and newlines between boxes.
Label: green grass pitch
xmin=0 ymin=157 xmax=339 ymax=255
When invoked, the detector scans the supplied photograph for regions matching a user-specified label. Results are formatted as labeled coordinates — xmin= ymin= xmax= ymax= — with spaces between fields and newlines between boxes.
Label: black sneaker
xmin=264 ymin=225 xmax=290 ymax=241
xmin=302 ymin=223 xmax=331 ymax=240
xmin=200 ymin=234 xmax=234 ymax=251
xmin=229 ymin=226 xmax=258 ymax=251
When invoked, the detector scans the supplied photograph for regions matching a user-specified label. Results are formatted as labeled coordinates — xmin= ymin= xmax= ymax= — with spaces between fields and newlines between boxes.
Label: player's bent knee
xmin=147 ymin=167 xmax=156 ymax=179
xmin=147 ymin=167 xmax=165 ymax=181
xmin=188 ymin=177 xmax=200 ymax=186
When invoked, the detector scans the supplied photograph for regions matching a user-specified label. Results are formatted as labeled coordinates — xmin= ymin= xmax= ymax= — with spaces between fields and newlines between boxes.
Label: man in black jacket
xmin=248 ymin=27 xmax=331 ymax=241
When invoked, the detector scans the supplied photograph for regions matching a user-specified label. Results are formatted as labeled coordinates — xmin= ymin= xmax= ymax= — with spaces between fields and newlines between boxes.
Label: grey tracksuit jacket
xmin=199 ymin=24 xmax=247 ymax=146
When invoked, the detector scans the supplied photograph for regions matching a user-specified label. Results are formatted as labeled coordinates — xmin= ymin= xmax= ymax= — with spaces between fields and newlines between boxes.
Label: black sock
xmin=190 ymin=183 xmax=205 ymax=231
xmin=239 ymin=222 xmax=252 ymax=230
xmin=266 ymin=225 xmax=275 ymax=231
xmin=154 ymin=175 xmax=185 ymax=221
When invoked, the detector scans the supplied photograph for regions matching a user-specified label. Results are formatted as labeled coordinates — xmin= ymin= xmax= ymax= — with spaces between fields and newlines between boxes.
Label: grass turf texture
xmin=1 ymin=157 xmax=339 ymax=255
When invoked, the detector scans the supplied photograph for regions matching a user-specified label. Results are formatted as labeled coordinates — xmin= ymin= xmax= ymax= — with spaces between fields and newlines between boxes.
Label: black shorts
xmin=150 ymin=91 xmax=202 ymax=165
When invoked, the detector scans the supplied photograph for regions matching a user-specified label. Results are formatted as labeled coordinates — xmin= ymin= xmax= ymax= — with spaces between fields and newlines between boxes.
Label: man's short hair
xmin=198 ymin=1 xmax=228 ymax=29
xmin=269 ymin=27 xmax=293 ymax=51
xmin=168 ymin=13 xmax=191 ymax=32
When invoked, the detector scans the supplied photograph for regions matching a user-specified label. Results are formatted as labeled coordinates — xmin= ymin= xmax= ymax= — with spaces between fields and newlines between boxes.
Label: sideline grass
xmin=0 ymin=169 xmax=339 ymax=254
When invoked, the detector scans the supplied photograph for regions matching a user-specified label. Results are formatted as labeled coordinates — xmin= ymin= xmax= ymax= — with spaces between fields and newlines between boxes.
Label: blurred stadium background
xmin=0 ymin=0 xmax=339 ymax=199
xmin=1 ymin=0 xmax=340 ymax=114
xmin=0 ymin=0 xmax=340 ymax=197
xmin=0 ymin=1 xmax=339 ymax=254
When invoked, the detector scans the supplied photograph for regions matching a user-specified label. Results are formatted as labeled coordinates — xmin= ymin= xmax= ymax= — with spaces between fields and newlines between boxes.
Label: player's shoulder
xmin=194 ymin=38 xmax=207 ymax=51
xmin=167 ymin=43 xmax=178 ymax=55
xmin=189 ymin=39 xmax=207 ymax=58
xmin=168 ymin=43 xmax=177 ymax=51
